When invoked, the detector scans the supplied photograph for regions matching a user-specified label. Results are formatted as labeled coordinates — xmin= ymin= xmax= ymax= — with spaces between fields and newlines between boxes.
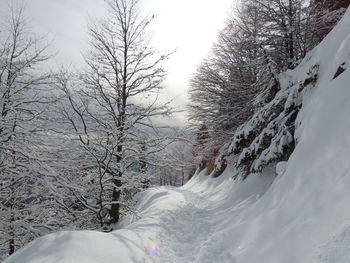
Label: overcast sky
xmin=0 ymin=0 xmax=233 ymax=125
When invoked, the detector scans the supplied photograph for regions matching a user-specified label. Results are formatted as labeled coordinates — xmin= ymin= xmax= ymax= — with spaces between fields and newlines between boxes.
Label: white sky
xmin=0 ymin=0 xmax=233 ymax=125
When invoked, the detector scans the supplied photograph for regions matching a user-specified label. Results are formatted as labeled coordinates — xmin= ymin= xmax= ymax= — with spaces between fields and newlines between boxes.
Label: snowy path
xmin=149 ymin=188 xmax=236 ymax=263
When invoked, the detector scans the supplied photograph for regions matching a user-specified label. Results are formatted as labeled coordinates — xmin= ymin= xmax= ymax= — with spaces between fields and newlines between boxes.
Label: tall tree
xmin=57 ymin=0 xmax=172 ymax=228
xmin=0 ymin=7 xmax=55 ymax=257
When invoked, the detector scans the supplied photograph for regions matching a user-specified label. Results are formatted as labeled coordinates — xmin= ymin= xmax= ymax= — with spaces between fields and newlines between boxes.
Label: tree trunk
xmin=9 ymin=210 xmax=15 ymax=255
xmin=181 ymin=170 xmax=185 ymax=186
xmin=110 ymin=178 xmax=122 ymax=224
xmin=9 ymin=238 xmax=15 ymax=255
xmin=287 ymin=0 xmax=295 ymax=69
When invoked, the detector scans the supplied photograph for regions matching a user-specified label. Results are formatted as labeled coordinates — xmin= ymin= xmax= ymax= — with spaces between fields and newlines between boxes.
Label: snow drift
xmin=5 ymin=7 xmax=350 ymax=263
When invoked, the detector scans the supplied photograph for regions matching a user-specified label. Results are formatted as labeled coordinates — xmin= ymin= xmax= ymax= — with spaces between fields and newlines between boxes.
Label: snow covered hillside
xmin=5 ymin=7 xmax=350 ymax=263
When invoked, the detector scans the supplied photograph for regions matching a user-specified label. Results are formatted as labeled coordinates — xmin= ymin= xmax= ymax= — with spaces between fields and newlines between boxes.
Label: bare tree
xmin=154 ymin=136 xmax=195 ymax=186
xmin=310 ymin=0 xmax=350 ymax=44
xmin=188 ymin=2 xmax=267 ymax=162
xmin=56 ymin=0 xmax=172 ymax=229
xmin=0 ymin=6 xmax=55 ymax=257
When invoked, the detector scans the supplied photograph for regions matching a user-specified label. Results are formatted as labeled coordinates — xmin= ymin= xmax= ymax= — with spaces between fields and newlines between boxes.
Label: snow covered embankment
xmin=5 ymin=7 xmax=350 ymax=263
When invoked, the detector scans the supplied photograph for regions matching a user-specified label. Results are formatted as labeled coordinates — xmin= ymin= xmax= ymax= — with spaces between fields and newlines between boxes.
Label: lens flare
xmin=148 ymin=243 xmax=159 ymax=255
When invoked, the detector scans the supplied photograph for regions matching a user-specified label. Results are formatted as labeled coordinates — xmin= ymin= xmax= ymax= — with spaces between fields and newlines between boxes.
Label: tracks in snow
xmin=150 ymin=189 xmax=236 ymax=263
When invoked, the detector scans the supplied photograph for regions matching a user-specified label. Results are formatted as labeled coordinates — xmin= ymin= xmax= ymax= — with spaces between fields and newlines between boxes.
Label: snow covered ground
xmin=5 ymin=7 xmax=350 ymax=263
xmin=4 ymin=168 xmax=276 ymax=263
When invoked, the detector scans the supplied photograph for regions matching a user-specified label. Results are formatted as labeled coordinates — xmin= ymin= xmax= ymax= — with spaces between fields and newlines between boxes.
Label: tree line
xmin=189 ymin=0 xmax=350 ymax=170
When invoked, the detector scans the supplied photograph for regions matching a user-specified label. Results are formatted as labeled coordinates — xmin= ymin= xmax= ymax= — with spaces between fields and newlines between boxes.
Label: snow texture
xmin=5 ymin=7 xmax=350 ymax=263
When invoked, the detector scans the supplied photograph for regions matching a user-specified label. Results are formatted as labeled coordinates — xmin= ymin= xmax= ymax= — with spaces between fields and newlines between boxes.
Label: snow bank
xmin=199 ymin=7 xmax=350 ymax=262
xmin=4 ymin=188 xmax=187 ymax=263
xmin=5 ymin=7 xmax=350 ymax=263
xmin=191 ymin=8 xmax=350 ymax=262
xmin=4 ymin=231 xmax=142 ymax=263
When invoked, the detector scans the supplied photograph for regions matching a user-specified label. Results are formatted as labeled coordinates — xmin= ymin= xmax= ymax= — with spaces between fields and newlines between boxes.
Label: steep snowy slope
xmin=5 ymin=7 xmax=350 ymax=263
